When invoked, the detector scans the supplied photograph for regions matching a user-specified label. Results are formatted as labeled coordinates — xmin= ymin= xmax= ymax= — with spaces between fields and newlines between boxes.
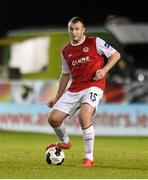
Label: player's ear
xmin=82 ymin=27 xmax=85 ymax=33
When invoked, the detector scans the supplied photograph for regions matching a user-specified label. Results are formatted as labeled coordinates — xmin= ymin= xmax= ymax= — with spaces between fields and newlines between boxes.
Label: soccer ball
xmin=45 ymin=147 xmax=65 ymax=165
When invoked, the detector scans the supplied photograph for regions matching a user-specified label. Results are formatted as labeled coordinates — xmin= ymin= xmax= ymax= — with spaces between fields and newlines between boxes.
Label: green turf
xmin=0 ymin=130 xmax=148 ymax=178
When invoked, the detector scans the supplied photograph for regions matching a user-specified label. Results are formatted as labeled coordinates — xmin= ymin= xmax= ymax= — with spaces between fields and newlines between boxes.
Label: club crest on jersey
xmin=83 ymin=47 xmax=89 ymax=52
xmin=68 ymin=53 xmax=72 ymax=57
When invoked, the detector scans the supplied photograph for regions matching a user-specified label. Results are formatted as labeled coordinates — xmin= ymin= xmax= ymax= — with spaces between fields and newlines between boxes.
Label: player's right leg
xmin=46 ymin=109 xmax=72 ymax=150
xmin=46 ymin=90 xmax=81 ymax=151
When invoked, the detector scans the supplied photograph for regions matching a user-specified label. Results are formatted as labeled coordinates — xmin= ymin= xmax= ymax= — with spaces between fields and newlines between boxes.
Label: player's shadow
xmin=95 ymin=164 xmax=148 ymax=171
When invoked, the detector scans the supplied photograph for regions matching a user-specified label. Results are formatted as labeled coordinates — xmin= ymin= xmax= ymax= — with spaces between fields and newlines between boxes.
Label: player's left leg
xmin=78 ymin=86 xmax=103 ymax=167
xmin=78 ymin=103 xmax=96 ymax=167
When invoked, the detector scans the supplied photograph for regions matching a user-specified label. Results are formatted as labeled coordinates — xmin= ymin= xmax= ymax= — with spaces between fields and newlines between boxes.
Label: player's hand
xmin=93 ymin=69 xmax=105 ymax=81
xmin=47 ymin=97 xmax=57 ymax=108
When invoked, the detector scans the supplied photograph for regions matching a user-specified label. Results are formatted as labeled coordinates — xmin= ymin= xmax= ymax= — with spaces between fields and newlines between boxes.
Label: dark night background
xmin=0 ymin=0 xmax=148 ymax=35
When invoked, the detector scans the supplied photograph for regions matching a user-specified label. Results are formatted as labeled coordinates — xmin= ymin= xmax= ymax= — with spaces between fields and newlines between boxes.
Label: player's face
xmin=68 ymin=21 xmax=85 ymax=43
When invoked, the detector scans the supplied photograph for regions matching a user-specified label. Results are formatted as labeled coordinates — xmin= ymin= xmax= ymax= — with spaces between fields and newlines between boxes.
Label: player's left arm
xmin=93 ymin=51 xmax=121 ymax=81
xmin=93 ymin=37 xmax=121 ymax=81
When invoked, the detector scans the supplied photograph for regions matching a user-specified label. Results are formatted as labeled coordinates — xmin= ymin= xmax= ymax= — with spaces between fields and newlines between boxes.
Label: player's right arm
xmin=47 ymin=73 xmax=70 ymax=108
xmin=55 ymin=73 xmax=70 ymax=100
xmin=47 ymin=53 xmax=71 ymax=108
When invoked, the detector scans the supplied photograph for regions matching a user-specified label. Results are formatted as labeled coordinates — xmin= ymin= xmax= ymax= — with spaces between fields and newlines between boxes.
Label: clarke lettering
xmin=72 ymin=56 xmax=90 ymax=66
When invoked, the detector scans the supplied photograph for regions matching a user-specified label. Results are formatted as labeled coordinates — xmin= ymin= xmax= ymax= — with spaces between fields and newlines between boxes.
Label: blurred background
xmin=0 ymin=0 xmax=148 ymax=135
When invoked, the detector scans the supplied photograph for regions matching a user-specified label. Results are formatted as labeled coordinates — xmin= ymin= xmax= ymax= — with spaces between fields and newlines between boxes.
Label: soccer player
xmin=46 ymin=17 xmax=121 ymax=167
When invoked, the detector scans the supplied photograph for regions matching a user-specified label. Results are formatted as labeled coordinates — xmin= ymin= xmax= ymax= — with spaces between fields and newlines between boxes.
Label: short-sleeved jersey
xmin=61 ymin=36 xmax=116 ymax=92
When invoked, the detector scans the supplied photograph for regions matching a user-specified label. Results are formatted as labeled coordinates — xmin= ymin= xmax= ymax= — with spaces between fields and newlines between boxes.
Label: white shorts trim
xmin=53 ymin=86 xmax=103 ymax=116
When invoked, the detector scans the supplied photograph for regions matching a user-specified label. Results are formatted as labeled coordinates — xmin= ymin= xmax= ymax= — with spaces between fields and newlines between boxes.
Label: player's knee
xmin=79 ymin=113 xmax=92 ymax=129
xmin=48 ymin=112 xmax=61 ymax=127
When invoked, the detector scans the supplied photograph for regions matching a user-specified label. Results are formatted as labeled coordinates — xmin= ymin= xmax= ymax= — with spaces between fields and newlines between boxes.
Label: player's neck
xmin=71 ymin=36 xmax=86 ymax=46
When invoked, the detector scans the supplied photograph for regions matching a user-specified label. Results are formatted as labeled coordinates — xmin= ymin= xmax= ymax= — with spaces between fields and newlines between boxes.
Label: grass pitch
xmin=0 ymin=130 xmax=148 ymax=178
